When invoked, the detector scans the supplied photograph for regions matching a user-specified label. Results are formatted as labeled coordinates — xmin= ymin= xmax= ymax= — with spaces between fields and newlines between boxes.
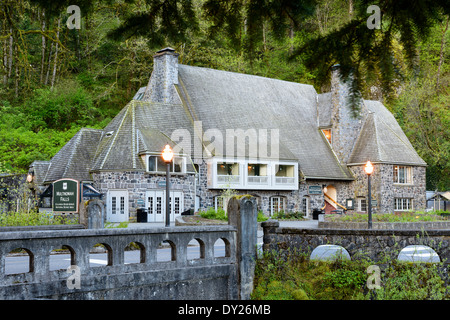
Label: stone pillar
xmin=261 ymin=219 xmax=279 ymax=252
xmin=87 ymin=199 xmax=105 ymax=229
xmin=227 ymin=196 xmax=257 ymax=300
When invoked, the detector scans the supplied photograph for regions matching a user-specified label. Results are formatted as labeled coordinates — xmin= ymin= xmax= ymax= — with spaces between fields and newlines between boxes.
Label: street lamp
xmin=162 ymin=144 xmax=174 ymax=227
xmin=364 ymin=161 xmax=374 ymax=229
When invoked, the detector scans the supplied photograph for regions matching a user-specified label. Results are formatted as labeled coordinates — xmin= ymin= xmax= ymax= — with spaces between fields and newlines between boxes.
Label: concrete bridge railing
xmin=0 ymin=196 xmax=258 ymax=300
xmin=0 ymin=225 xmax=238 ymax=300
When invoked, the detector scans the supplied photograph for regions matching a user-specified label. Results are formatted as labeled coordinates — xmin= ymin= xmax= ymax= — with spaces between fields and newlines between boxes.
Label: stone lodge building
xmin=29 ymin=48 xmax=426 ymax=223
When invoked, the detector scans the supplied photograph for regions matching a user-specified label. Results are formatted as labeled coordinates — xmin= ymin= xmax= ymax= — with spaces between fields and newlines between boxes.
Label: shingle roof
xmin=90 ymin=100 xmax=195 ymax=171
xmin=29 ymin=161 xmax=51 ymax=185
xmin=42 ymin=60 xmax=424 ymax=182
xmin=348 ymin=100 xmax=426 ymax=166
xmin=176 ymin=64 xmax=353 ymax=180
xmin=44 ymin=128 xmax=103 ymax=182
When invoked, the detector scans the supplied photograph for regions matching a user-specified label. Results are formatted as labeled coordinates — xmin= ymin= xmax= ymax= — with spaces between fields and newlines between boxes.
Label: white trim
xmin=208 ymin=157 xmax=298 ymax=190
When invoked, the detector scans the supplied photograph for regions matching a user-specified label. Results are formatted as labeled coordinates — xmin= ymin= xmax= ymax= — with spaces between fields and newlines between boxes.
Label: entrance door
xmin=107 ymin=190 xmax=129 ymax=222
xmin=146 ymin=190 xmax=164 ymax=222
xmin=145 ymin=190 xmax=183 ymax=223
xmin=170 ymin=191 xmax=183 ymax=221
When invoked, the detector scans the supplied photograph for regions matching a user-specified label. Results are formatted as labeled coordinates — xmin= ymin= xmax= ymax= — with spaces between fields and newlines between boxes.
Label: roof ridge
xmin=62 ymin=130 xmax=83 ymax=177
xmin=178 ymin=64 xmax=316 ymax=89
xmin=99 ymin=102 xmax=131 ymax=169
xmin=374 ymin=112 xmax=418 ymax=155
xmin=371 ymin=112 xmax=383 ymax=162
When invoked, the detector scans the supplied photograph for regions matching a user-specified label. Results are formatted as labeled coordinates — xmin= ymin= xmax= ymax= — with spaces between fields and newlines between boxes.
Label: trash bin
xmin=312 ymin=209 xmax=322 ymax=220
xmin=181 ymin=209 xmax=193 ymax=216
xmin=136 ymin=208 xmax=147 ymax=222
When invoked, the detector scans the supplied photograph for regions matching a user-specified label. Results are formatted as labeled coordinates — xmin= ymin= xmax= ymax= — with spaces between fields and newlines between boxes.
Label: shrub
xmin=0 ymin=210 xmax=78 ymax=226
xmin=198 ymin=207 xmax=227 ymax=221
xmin=272 ymin=210 xmax=304 ymax=220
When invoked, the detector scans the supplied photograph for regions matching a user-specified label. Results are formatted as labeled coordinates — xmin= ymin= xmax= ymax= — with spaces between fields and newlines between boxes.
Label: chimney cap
xmin=156 ymin=47 xmax=176 ymax=54
xmin=331 ymin=64 xmax=340 ymax=70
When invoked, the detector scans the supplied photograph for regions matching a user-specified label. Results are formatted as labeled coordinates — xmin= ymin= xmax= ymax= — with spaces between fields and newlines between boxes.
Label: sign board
xmin=136 ymin=199 xmax=145 ymax=207
xmin=346 ymin=199 xmax=354 ymax=210
xmin=53 ymin=179 xmax=80 ymax=213
xmin=157 ymin=181 xmax=166 ymax=188
xmin=371 ymin=199 xmax=378 ymax=207
xmin=308 ymin=185 xmax=323 ymax=195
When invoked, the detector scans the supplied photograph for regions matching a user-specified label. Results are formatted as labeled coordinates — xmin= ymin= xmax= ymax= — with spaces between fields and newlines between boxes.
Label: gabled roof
xmin=90 ymin=100 xmax=195 ymax=171
xmin=348 ymin=100 xmax=426 ymax=166
xmin=176 ymin=64 xmax=353 ymax=180
xmin=29 ymin=160 xmax=51 ymax=185
xmin=40 ymin=58 xmax=424 ymax=182
xmin=44 ymin=128 xmax=103 ymax=182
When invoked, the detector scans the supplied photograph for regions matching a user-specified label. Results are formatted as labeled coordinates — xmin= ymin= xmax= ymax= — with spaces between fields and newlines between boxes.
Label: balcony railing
xmin=217 ymin=175 xmax=240 ymax=184
xmin=247 ymin=176 xmax=269 ymax=184
xmin=275 ymin=177 xmax=295 ymax=184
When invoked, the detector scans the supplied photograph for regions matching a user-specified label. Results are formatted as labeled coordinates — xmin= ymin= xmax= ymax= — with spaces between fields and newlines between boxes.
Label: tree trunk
xmin=40 ymin=10 xmax=46 ymax=84
xmin=50 ymin=18 xmax=61 ymax=90
xmin=436 ymin=16 xmax=449 ymax=89
xmin=8 ymin=28 xmax=13 ymax=80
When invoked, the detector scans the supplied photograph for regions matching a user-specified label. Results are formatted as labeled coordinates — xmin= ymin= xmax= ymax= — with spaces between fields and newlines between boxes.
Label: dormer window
xmin=321 ymin=129 xmax=332 ymax=144
xmin=146 ymin=154 xmax=186 ymax=173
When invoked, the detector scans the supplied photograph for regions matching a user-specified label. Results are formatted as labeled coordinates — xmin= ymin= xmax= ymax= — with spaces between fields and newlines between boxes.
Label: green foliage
xmin=23 ymin=82 xmax=101 ymax=131
xmin=362 ymin=262 xmax=449 ymax=300
xmin=272 ymin=210 xmax=304 ymax=220
xmin=0 ymin=211 xmax=78 ymax=227
xmin=252 ymin=248 xmax=450 ymax=300
xmin=0 ymin=0 xmax=447 ymax=189
xmin=257 ymin=210 xmax=269 ymax=222
xmin=198 ymin=207 xmax=228 ymax=221
xmin=198 ymin=207 xmax=269 ymax=222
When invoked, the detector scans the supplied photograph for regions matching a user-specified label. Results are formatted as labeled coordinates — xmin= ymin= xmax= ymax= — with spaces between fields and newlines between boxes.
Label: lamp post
xmin=162 ymin=144 xmax=174 ymax=227
xmin=364 ymin=161 xmax=374 ymax=229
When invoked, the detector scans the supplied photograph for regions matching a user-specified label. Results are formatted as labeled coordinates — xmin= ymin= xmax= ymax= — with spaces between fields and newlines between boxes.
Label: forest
xmin=0 ymin=0 xmax=449 ymax=190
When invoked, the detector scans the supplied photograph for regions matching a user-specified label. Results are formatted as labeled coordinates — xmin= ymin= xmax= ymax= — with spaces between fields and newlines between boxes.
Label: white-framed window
xmin=147 ymin=155 xmax=185 ymax=173
xmin=358 ymin=198 xmax=367 ymax=212
xmin=393 ymin=165 xmax=412 ymax=184
xmin=274 ymin=164 xmax=295 ymax=184
xmin=302 ymin=196 xmax=309 ymax=216
xmin=217 ymin=162 xmax=240 ymax=184
xmin=395 ymin=198 xmax=413 ymax=211
xmin=214 ymin=196 xmax=224 ymax=211
xmin=247 ymin=163 xmax=268 ymax=184
xmin=270 ymin=196 xmax=285 ymax=216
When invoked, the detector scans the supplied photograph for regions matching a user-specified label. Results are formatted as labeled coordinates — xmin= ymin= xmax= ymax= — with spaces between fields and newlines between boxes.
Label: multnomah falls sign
xmin=52 ymin=178 xmax=80 ymax=213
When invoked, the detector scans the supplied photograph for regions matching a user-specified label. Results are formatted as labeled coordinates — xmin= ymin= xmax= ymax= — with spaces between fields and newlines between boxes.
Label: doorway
xmin=145 ymin=190 xmax=184 ymax=223
xmin=107 ymin=190 xmax=129 ymax=222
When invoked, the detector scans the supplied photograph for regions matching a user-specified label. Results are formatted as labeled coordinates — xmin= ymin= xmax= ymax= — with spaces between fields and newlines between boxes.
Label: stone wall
xmin=262 ymin=220 xmax=450 ymax=263
xmin=92 ymin=171 xmax=197 ymax=220
xmin=0 ymin=225 xmax=238 ymax=300
xmin=330 ymin=67 xmax=366 ymax=164
xmin=349 ymin=163 xmax=426 ymax=213
xmin=319 ymin=220 xmax=450 ymax=230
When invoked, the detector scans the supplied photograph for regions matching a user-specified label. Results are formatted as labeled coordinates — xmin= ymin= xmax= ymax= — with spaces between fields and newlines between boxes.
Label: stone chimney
xmin=330 ymin=65 xmax=365 ymax=164
xmin=143 ymin=47 xmax=181 ymax=104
